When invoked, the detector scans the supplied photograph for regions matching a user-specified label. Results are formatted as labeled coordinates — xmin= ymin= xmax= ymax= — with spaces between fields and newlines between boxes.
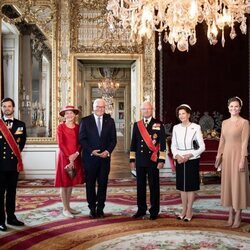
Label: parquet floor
xmin=110 ymin=150 xmax=131 ymax=179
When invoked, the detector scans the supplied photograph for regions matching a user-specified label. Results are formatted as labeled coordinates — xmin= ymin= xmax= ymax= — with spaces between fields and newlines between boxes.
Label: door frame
xmin=71 ymin=53 xmax=143 ymax=152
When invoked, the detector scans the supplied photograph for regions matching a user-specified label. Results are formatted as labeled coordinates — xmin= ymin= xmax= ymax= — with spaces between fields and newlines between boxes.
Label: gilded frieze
xmin=0 ymin=0 xmax=56 ymax=44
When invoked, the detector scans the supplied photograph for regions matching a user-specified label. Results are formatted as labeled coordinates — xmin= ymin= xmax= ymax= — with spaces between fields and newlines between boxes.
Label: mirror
xmin=0 ymin=1 xmax=56 ymax=143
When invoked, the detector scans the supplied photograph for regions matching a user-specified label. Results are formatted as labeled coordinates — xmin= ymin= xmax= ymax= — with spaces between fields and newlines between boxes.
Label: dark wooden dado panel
xmin=155 ymin=22 xmax=249 ymax=125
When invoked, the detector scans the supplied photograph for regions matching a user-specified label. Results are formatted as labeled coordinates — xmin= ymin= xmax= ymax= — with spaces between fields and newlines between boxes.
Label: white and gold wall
xmin=0 ymin=0 xmax=156 ymax=178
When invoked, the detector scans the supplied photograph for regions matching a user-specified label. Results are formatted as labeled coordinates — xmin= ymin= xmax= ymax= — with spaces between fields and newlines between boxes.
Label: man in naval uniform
xmin=130 ymin=101 xmax=166 ymax=220
xmin=0 ymin=98 xmax=26 ymax=231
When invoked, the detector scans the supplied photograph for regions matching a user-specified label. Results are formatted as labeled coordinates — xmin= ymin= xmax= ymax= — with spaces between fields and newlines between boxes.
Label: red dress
xmin=55 ymin=122 xmax=84 ymax=187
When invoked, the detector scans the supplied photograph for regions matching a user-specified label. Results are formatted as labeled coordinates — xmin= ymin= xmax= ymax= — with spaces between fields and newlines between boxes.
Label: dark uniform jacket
xmin=0 ymin=119 xmax=26 ymax=171
xmin=130 ymin=117 xmax=166 ymax=167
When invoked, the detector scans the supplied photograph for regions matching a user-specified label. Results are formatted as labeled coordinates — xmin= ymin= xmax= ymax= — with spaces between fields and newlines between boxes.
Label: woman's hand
xmin=239 ymin=157 xmax=246 ymax=172
xmin=176 ymin=155 xmax=184 ymax=164
xmin=182 ymin=153 xmax=193 ymax=163
xmin=69 ymin=152 xmax=79 ymax=162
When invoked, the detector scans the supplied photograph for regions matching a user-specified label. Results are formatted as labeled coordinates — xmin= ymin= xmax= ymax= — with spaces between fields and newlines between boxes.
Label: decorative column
xmin=143 ymin=35 xmax=155 ymax=109
xmin=58 ymin=0 xmax=72 ymax=109
xmin=249 ymin=17 xmax=250 ymax=119
xmin=0 ymin=18 xmax=2 ymax=100
xmin=158 ymin=33 xmax=163 ymax=122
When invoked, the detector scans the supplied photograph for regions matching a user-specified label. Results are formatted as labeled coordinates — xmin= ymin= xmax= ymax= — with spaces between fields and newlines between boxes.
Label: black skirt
xmin=176 ymin=158 xmax=200 ymax=191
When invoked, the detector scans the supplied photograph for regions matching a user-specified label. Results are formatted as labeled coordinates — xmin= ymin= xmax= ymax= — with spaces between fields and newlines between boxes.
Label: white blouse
xmin=171 ymin=123 xmax=205 ymax=160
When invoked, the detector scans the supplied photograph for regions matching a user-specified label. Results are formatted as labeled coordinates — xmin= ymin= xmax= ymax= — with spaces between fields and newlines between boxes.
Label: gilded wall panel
xmin=143 ymin=36 xmax=155 ymax=107
xmin=70 ymin=0 xmax=143 ymax=54
xmin=58 ymin=0 xmax=72 ymax=107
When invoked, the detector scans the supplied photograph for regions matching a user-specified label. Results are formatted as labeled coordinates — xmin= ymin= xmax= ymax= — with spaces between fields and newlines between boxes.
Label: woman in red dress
xmin=55 ymin=105 xmax=84 ymax=218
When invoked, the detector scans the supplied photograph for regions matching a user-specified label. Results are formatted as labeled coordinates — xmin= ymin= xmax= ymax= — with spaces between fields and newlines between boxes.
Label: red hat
xmin=59 ymin=105 xmax=80 ymax=117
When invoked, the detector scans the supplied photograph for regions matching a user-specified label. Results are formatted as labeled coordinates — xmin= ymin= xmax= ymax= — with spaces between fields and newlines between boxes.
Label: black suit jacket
xmin=0 ymin=118 xmax=27 ymax=171
xmin=79 ymin=113 xmax=117 ymax=167
xmin=130 ymin=118 xmax=166 ymax=167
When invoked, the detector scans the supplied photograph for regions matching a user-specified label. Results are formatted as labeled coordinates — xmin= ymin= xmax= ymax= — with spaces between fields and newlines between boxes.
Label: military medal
xmin=153 ymin=133 xmax=158 ymax=139
xmin=16 ymin=138 xmax=21 ymax=143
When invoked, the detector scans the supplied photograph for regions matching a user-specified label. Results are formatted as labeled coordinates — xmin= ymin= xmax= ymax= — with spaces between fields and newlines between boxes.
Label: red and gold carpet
xmin=0 ymin=178 xmax=250 ymax=249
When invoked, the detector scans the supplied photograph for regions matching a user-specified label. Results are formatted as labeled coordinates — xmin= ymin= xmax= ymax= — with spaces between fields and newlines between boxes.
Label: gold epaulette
xmin=130 ymin=151 xmax=135 ymax=159
xmin=159 ymin=151 xmax=166 ymax=160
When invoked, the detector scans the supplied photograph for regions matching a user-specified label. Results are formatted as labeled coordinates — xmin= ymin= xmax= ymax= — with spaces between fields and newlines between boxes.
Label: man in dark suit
xmin=130 ymin=101 xmax=166 ymax=220
xmin=0 ymin=97 xmax=26 ymax=231
xmin=79 ymin=98 xmax=117 ymax=218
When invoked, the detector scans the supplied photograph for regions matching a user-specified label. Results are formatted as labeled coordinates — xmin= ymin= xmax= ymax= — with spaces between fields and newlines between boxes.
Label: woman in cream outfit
xmin=171 ymin=104 xmax=205 ymax=221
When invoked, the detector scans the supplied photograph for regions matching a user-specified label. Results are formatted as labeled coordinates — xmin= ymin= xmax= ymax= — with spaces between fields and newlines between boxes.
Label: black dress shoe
xmin=89 ymin=210 xmax=96 ymax=219
xmin=0 ymin=224 xmax=7 ymax=231
xmin=132 ymin=211 xmax=146 ymax=218
xmin=7 ymin=218 xmax=24 ymax=226
xmin=96 ymin=210 xmax=105 ymax=218
xmin=149 ymin=215 xmax=158 ymax=220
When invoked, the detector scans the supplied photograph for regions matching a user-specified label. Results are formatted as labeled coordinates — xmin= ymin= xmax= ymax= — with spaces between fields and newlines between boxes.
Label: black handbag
xmin=193 ymin=140 xmax=200 ymax=150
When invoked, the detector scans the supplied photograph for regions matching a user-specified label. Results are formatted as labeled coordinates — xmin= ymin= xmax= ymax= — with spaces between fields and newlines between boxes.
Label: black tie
xmin=5 ymin=119 xmax=13 ymax=126
xmin=145 ymin=119 xmax=148 ymax=127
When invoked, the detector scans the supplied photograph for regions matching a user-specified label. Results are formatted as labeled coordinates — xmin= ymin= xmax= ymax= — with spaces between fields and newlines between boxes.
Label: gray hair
xmin=93 ymin=98 xmax=106 ymax=109
xmin=140 ymin=101 xmax=153 ymax=109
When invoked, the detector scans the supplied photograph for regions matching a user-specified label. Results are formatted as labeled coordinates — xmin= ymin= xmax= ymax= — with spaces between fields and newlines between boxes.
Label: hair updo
xmin=227 ymin=96 xmax=243 ymax=107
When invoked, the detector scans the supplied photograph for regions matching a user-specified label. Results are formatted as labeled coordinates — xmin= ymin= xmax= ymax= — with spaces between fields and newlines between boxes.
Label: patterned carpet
xmin=0 ymin=178 xmax=250 ymax=249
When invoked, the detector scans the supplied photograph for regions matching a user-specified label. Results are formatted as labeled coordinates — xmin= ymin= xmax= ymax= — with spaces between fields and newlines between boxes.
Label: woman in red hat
xmin=55 ymin=105 xmax=84 ymax=218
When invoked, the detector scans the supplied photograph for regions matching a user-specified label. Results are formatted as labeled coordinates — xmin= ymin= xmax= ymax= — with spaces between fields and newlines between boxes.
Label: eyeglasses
xmin=95 ymin=106 xmax=105 ymax=109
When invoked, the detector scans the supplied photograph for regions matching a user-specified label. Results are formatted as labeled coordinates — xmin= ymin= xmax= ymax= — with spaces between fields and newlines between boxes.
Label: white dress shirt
xmin=171 ymin=123 xmax=205 ymax=160
xmin=143 ymin=116 xmax=152 ymax=125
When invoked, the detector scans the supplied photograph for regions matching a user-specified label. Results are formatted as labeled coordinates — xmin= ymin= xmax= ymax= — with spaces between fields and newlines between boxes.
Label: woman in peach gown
xmin=216 ymin=96 xmax=250 ymax=228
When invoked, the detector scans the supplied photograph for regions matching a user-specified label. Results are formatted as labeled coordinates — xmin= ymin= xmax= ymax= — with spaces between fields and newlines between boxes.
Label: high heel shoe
xmin=63 ymin=210 xmax=75 ymax=218
xmin=69 ymin=208 xmax=81 ymax=214
xmin=183 ymin=216 xmax=193 ymax=222
xmin=232 ymin=219 xmax=241 ymax=228
xmin=176 ymin=214 xmax=185 ymax=220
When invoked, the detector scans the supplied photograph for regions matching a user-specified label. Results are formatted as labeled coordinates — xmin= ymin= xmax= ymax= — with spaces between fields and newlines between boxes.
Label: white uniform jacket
xmin=171 ymin=123 xmax=205 ymax=160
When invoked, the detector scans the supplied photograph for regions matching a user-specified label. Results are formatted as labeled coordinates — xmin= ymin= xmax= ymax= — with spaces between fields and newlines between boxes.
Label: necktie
xmin=145 ymin=119 xmax=148 ymax=127
xmin=97 ymin=117 xmax=102 ymax=136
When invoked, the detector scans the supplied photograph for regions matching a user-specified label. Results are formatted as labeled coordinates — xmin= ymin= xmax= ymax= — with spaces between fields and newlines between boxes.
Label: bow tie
xmin=5 ymin=119 xmax=13 ymax=122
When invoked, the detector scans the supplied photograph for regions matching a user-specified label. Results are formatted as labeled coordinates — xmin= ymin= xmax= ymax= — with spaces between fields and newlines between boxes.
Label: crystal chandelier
xmin=98 ymin=77 xmax=120 ymax=98
xmin=107 ymin=0 xmax=250 ymax=52
xmin=98 ymin=68 xmax=120 ymax=114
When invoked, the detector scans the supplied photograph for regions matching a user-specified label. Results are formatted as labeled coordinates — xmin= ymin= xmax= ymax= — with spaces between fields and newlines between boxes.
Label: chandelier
xmin=98 ymin=68 xmax=120 ymax=114
xmin=107 ymin=0 xmax=250 ymax=52
xmin=98 ymin=77 xmax=120 ymax=98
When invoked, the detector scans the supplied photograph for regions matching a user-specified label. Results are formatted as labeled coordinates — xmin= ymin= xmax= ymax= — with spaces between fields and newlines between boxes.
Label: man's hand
xmin=92 ymin=149 xmax=101 ymax=156
xmin=130 ymin=162 xmax=136 ymax=171
xmin=99 ymin=150 xmax=110 ymax=158
xmin=157 ymin=162 xmax=164 ymax=169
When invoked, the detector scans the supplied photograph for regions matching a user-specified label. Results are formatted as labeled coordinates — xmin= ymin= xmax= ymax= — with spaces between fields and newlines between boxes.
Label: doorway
xmin=72 ymin=54 xmax=143 ymax=153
